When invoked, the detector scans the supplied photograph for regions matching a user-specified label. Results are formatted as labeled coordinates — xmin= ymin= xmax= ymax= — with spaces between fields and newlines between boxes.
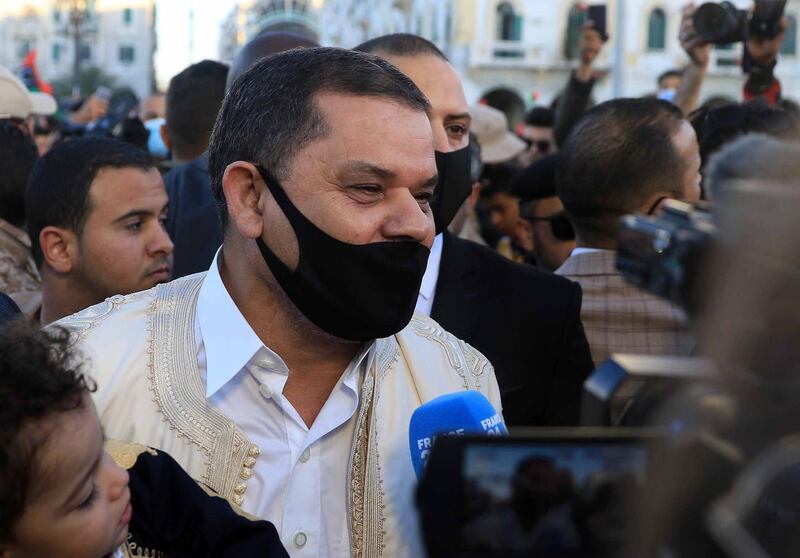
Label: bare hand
xmin=679 ymin=3 xmax=711 ymax=68
xmin=578 ymin=21 xmax=604 ymax=66
xmin=69 ymin=94 xmax=109 ymax=125
xmin=746 ymin=15 xmax=788 ymax=66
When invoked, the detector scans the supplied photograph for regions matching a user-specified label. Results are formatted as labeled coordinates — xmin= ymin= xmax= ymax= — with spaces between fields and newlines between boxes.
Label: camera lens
xmin=693 ymin=3 xmax=734 ymax=43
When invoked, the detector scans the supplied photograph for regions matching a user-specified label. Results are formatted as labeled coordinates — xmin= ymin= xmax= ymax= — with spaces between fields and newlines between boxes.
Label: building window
xmin=53 ymin=10 xmax=61 ymax=23
xmin=123 ymin=8 xmax=132 ymax=25
xmin=17 ymin=40 xmax=33 ymax=59
xmin=647 ymin=8 xmax=666 ymax=50
xmin=52 ymin=43 xmax=61 ymax=62
xmin=781 ymin=14 xmax=797 ymax=55
xmin=119 ymin=45 xmax=135 ymax=63
xmin=497 ymin=2 xmax=522 ymax=41
xmin=80 ymin=44 xmax=92 ymax=61
xmin=565 ymin=5 xmax=585 ymax=59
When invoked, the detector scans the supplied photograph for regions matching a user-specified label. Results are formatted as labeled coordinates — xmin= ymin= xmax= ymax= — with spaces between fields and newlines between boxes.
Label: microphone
xmin=409 ymin=391 xmax=507 ymax=479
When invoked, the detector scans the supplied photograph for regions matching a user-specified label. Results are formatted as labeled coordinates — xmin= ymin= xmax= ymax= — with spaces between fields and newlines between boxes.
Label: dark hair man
xmin=161 ymin=60 xmax=229 ymax=279
xmin=478 ymin=163 xmax=526 ymax=261
xmin=356 ymin=34 xmax=594 ymax=427
xmin=556 ymin=97 xmax=700 ymax=366
xmin=656 ymin=68 xmax=683 ymax=102
xmin=58 ymin=47 xmax=501 ymax=558
xmin=511 ymin=154 xmax=576 ymax=272
xmin=0 ymin=122 xmax=40 ymax=296
xmin=522 ymin=106 xmax=557 ymax=158
xmin=21 ymin=137 xmax=172 ymax=324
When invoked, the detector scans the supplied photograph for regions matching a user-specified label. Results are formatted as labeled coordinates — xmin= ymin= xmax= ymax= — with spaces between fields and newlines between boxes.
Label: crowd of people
xmin=1 ymin=3 xmax=800 ymax=557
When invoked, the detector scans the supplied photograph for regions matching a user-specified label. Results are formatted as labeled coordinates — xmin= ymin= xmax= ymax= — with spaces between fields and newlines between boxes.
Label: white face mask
xmin=657 ymin=88 xmax=677 ymax=103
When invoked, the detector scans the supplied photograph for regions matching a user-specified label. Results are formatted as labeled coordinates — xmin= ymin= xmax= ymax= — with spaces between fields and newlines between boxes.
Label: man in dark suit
xmin=356 ymin=34 xmax=595 ymax=426
xmin=163 ymin=32 xmax=318 ymax=279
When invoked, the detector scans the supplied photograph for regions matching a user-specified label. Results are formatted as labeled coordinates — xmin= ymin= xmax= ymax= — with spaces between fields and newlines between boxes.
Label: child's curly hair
xmin=0 ymin=321 xmax=96 ymax=541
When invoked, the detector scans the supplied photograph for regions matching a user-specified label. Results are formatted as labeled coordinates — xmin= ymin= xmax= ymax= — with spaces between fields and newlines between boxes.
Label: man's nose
xmin=382 ymin=189 xmax=434 ymax=244
xmin=432 ymin=123 xmax=450 ymax=153
xmin=149 ymin=222 xmax=174 ymax=256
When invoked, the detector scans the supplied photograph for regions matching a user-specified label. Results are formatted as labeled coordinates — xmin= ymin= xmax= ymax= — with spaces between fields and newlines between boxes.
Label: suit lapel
xmin=430 ymin=233 xmax=484 ymax=327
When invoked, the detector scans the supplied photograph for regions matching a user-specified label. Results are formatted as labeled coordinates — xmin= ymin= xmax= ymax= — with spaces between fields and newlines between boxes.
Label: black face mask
xmin=432 ymin=145 xmax=473 ymax=233
xmin=253 ymin=165 xmax=430 ymax=342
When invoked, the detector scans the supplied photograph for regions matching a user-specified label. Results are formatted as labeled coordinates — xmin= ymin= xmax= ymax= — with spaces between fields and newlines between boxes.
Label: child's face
xmin=5 ymin=396 xmax=131 ymax=558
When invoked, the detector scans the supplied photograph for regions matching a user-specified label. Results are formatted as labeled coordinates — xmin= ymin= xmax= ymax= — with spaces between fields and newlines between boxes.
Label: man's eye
xmin=447 ymin=124 xmax=468 ymax=137
xmin=127 ymin=221 xmax=143 ymax=231
xmin=350 ymin=184 xmax=383 ymax=197
xmin=416 ymin=192 xmax=434 ymax=204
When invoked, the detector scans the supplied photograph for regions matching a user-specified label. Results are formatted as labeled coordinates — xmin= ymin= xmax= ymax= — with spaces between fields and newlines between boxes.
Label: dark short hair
xmin=208 ymin=47 xmax=431 ymax=230
xmin=690 ymin=101 xmax=800 ymax=168
xmin=0 ymin=322 xmax=95 ymax=542
xmin=511 ymin=154 xmax=559 ymax=201
xmin=354 ymin=33 xmax=448 ymax=61
xmin=479 ymin=163 xmax=521 ymax=198
xmin=166 ymin=60 xmax=229 ymax=157
xmin=558 ymin=98 xmax=687 ymax=244
xmin=26 ymin=137 xmax=154 ymax=267
xmin=0 ymin=123 xmax=38 ymax=227
xmin=524 ymin=107 xmax=555 ymax=128
xmin=226 ymin=31 xmax=318 ymax=91
xmin=657 ymin=69 xmax=683 ymax=86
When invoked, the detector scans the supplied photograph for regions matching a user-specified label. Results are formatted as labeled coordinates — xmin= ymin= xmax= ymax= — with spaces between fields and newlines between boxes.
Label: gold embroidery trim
xmin=104 ymin=439 xmax=157 ymax=470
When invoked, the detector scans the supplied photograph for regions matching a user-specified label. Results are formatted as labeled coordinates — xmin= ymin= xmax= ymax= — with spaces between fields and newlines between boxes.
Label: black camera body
xmin=693 ymin=0 xmax=787 ymax=45
xmin=615 ymin=200 xmax=714 ymax=315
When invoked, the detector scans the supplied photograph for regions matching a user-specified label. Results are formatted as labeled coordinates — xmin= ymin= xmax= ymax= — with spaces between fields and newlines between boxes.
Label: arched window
xmin=497 ymin=2 xmax=522 ymax=41
xmin=781 ymin=14 xmax=797 ymax=55
xmin=647 ymin=8 xmax=666 ymax=50
xmin=564 ymin=5 xmax=585 ymax=59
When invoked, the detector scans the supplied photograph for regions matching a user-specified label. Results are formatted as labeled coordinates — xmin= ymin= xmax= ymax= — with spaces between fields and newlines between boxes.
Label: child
xmin=0 ymin=322 xmax=289 ymax=558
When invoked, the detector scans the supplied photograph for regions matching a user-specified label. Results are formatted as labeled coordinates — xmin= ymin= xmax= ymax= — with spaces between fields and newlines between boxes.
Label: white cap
xmin=470 ymin=103 xmax=527 ymax=164
xmin=0 ymin=66 xmax=57 ymax=119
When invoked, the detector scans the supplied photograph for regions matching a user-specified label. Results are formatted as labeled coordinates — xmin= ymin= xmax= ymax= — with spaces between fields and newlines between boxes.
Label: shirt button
xmin=299 ymin=448 xmax=311 ymax=463
xmin=259 ymin=384 xmax=272 ymax=399
xmin=293 ymin=531 xmax=307 ymax=548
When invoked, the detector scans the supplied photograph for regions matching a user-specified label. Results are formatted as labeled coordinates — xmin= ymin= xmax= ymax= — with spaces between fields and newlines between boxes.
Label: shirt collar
xmin=418 ymin=233 xmax=444 ymax=301
xmin=569 ymin=246 xmax=607 ymax=258
xmin=198 ymin=249 xmax=266 ymax=397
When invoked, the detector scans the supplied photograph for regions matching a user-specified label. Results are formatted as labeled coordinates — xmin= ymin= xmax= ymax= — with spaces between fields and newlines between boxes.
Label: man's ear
xmin=222 ymin=162 xmax=265 ymax=240
xmin=640 ymin=193 xmax=672 ymax=216
xmin=39 ymin=226 xmax=78 ymax=274
xmin=159 ymin=123 xmax=171 ymax=152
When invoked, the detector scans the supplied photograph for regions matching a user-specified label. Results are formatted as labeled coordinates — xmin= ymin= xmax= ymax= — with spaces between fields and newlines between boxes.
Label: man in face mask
xmin=356 ymin=34 xmax=594 ymax=427
xmin=56 ymin=47 xmax=502 ymax=558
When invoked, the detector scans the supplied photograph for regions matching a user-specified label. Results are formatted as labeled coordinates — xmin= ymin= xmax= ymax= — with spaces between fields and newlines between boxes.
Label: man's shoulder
xmin=399 ymin=314 xmax=493 ymax=379
xmin=55 ymin=273 xmax=206 ymax=347
xmin=163 ymin=157 xmax=211 ymax=193
xmin=446 ymin=235 xmax=579 ymax=294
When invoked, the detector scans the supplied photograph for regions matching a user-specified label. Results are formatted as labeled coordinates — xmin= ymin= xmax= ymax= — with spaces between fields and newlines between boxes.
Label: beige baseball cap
xmin=0 ymin=66 xmax=57 ymax=119
xmin=470 ymin=103 xmax=527 ymax=164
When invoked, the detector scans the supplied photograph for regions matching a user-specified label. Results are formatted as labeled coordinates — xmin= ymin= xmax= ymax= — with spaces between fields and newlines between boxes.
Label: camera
xmin=692 ymin=0 xmax=787 ymax=45
xmin=615 ymin=200 xmax=714 ymax=315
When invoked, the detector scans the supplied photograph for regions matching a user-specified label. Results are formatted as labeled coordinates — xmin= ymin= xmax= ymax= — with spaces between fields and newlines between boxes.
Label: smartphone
xmin=588 ymin=4 xmax=608 ymax=42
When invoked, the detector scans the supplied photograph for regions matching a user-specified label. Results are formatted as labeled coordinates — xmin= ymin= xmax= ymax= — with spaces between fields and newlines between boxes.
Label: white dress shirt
xmin=415 ymin=233 xmax=444 ymax=317
xmin=197 ymin=251 xmax=372 ymax=558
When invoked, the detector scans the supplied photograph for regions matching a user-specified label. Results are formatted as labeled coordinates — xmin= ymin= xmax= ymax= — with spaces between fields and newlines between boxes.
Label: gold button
xmin=240 ymin=468 xmax=253 ymax=480
xmin=248 ymin=445 xmax=261 ymax=457
xmin=232 ymin=494 xmax=244 ymax=506
xmin=244 ymin=457 xmax=256 ymax=468
xmin=234 ymin=482 xmax=247 ymax=495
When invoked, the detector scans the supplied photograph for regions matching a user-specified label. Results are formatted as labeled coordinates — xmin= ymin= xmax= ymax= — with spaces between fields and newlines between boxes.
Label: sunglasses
xmin=522 ymin=212 xmax=576 ymax=241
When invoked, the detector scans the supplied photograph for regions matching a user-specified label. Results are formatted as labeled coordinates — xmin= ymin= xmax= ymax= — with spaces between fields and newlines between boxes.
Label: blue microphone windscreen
xmin=409 ymin=391 xmax=506 ymax=479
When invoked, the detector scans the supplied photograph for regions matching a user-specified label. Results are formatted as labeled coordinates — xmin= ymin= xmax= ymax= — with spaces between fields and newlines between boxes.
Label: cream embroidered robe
xmin=58 ymin=273 xmax=503 ymax=558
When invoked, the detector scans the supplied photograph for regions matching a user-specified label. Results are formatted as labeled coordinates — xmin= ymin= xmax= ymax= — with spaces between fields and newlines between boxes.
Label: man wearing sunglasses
xmin=511 ymin=155 xmax=575 ymax=272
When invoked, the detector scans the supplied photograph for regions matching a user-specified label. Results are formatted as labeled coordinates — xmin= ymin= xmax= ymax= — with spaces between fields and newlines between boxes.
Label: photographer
xmin=675 ymin=2 xmax=789 ymax=115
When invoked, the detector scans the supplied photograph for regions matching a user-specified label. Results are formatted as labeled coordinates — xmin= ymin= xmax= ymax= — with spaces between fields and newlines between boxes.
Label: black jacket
xmin=164 ymin=153 xmax=223 ymax=279
xmin=430 ymin=233 xmax=594 ymax=426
